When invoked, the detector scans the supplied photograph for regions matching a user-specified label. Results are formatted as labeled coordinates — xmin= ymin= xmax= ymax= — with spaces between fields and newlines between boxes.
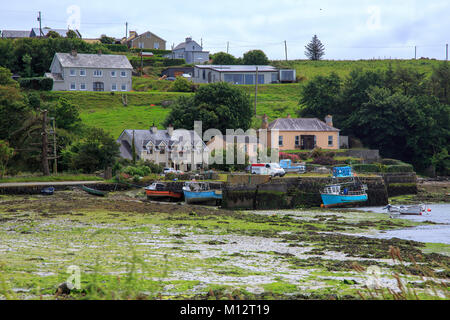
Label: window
xmin=279 ymin=135 xmax=283 ymax=146
xmin=153 ymin=42 xmax=159 ymax=49
xmin=295 ymin=136 xmax=300 ymax=146
xmin=245 ymin=74 xmax=254 ymax=85
xmin=70 ymin=69 xmax=76 ymax=76
xmin=224 ymin=74 xmax=244 ymax=85
xmin=93 ymin=82 xmax=104 ymax=91
xmin=121 ymin=84 xmax=127 ymax=91
xmin=111 ymin=71 xmax=116 ymax=77
xmin=258 ymin=74 xmax=264 ymax=84
xmin=120 ymin=71 xmax=127 ymax=77
xmin=160 ymin=147 xmax=165 ymax=154
xmin=111 ymin=83 xmax=117 ymax=91
xmin=146 ymin=33 xmax=150 ymax=38
xmin=80 ymin=83 xmax=86 ymax=90
xmin=80 ymin=69 xmax=86 ymax=76
xmin=138 ymin=42 xmax=144 ymax=49
xmin=202 ymin=70 xmax=205 ymax=80
xmin=328 ymin=135 xmax=333 ymax=146
xmin=271 ymin=72 xmax=278 ymax=83
xmin=93 ymin=70 xmax=102 ymax=77
xmin=70 ymin=82 xmax=76 ymax=90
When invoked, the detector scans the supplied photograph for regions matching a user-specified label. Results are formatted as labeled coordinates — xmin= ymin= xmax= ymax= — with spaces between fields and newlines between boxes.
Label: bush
xmin=352 ymin=164 xmax=380 ymax=173
xmin=171 ymin=76 xmax=192 ymax=92
xmin=381 ymin=158 xmax=402 ymax=165
xmin=279 ymin=152 xmax=300 ymax=162
xmin=129 ymin=48 xmax=172 ymax=55
xmin=385 ymin=164 xmax=414 ymax=173
xmin=19 ymin=77 xmax=53 ymax=90
xmin=103 ymin=44 xmax=128 ymax=52
xmin=311 ymin=156 xmax=335 ymax=165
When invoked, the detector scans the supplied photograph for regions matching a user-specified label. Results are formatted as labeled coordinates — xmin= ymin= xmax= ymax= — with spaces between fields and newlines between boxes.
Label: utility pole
xmin=41 ymin=110 xmax=50 ymax=176
xmin=446 ymin=44 xmax=448 ymax=61
xmin=414 ymin=46 xmax=417 ymax=59
xmin=140 ymin=49 xmax=143 ymax=76
xmin=48 ymin=116 xmax=57 ymax=174
xmin=37 ymin=11 xmax=43 ymax=37
xmin=254 ymin=66 xmax=258 ymax=116
xmin=227 ymin=41 xmax=229 ymax=54
xmin=284 ymin=40 xmax=288 ymax=61
xmin=125 ymin=22 xmax=128 ymax=39
xmin=201 ymin=38 xmax=203 ymax=48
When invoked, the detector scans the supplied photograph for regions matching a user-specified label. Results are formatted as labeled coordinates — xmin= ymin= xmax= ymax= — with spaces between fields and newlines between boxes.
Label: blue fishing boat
xmin=320 ymin=166 xmax=368 ymax=208
xmin=182 ymin=181 xmax=222 ymax=205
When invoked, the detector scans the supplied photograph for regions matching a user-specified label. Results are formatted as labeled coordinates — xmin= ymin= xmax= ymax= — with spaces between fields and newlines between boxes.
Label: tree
xmin=305 ymin=35 xmax=325 ymax=60
xmin=51 ymin=97 xmax=81 ymax=131
xmin=211 ymin=52 xmax=239 ymax=65
xmin=163 ymin=82 xmax=253 ymax=133
xmin=22 ymin=54 xmax=32 ymax=77
xmin=171 ymin=76 xmax=192 ymax=92
xmin=0 ymin=66 xmax=16 ymax=86
xmin=62 ymin=128 xmax=120 ymax=173
xmin=0 ymin=140 xmax=14 ymax=178
xmin=46 ymin=31 xmax=61 ymax=38
xmin=429 ymin=62 xmax=449 ymax=104
xmin=242 ymin=50 xmax=269 ymax=65
xmin=100 ymin=35 xmax=115 ymax=44
xmin=66 ymin=30 xmax=79 ymax=39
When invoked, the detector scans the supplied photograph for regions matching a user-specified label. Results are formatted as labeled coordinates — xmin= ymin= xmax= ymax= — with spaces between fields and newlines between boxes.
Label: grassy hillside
xmin=271 ymin=59 xmax=440 ymax=81
xmin=40 ymin=59 xmax=440 ymax=136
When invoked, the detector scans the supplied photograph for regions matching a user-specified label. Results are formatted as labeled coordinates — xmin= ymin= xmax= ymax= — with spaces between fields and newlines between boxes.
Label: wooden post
xmin=254 ymin=66 xmax=258 ymax=116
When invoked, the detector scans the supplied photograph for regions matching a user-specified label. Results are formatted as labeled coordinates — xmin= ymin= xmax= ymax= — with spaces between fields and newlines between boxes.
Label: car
xmin=163 ymin=167 xmax=177 ymax=174
xmin=251 ymin=163 xmax=286 ymax=177
xmin=165 ymin=77 xmax=176 ymax=81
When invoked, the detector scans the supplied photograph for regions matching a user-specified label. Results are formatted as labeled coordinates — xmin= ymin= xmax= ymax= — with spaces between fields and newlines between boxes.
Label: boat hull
xmin=82 ymin=185 xmax=107 ymax=197
xmin=321 ymin=193 xmax=368 ymax=208
xmin=183 ymin=190 xmax=222 ymax=204
xmin=145 ymin=189 xmax=182 ymax=199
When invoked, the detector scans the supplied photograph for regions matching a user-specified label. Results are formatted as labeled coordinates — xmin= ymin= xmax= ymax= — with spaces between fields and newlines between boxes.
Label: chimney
xmin=185 ymin=37 xmax=192 ymax=43
xmin=97 ymin=50 xmax=102 ymax=55
xmin=261 ymin=114 xmax=268 ymax=129
xmin=287 ymin=114 xmax=291 ymax=119
xmin=71 ymin=49 xmax=77 ymax=57
xmin=167 ymin=124 xmax=174 ymax=137
xmin=325 ymin=115 xmax=333 ymax=127
xmin=150 ymin=123 xmax=157 ymax=134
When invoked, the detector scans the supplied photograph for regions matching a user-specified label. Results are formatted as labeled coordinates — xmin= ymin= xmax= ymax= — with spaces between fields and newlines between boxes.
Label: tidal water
xmin=358 ymin=204 xmax=450 ymax=244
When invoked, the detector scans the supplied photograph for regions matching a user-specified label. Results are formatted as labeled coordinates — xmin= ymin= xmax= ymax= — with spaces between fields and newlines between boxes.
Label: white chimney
xmin=325 ymin=115 xmax=333 ymax=127
xmin=167 ymin=124 xmax=174 ymax=137
xmin=150 ymin=123 xmax=157 ymax=134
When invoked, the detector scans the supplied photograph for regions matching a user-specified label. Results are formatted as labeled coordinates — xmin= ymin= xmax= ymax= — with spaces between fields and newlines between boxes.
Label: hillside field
xmin=41 ymin=59 xmax=441 ymax=137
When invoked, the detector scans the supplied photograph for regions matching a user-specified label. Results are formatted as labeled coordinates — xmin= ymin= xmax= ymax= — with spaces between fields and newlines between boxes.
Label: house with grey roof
xmin=117 ymin=124 xmax=209 ymax=171
xmin=30 ymin=27 xmax=81 ymax=38
xmin=192 ymin=65 xmax=296 ymax=84
xmin=165 ymin=37 xmax=209 ymax=64
xmin=1 ymin=30 xmax=31 ymax=39
xmin=259 ymin=114 xmax=341 ymax=151
xmin=45 ymin=51 xmax=132 ymax=91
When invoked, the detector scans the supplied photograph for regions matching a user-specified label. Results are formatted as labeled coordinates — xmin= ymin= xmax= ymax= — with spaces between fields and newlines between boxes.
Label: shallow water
xmin=358 ymin=204 xmax=450 ymax=244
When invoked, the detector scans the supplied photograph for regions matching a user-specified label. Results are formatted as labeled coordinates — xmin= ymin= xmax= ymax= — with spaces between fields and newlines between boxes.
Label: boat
xmin=383 ymin=204 xmax=430 ymax=216
xmin=320 ymin=166 xmax=368 ymax=208
xmin=81 ymin=185 xmax=108 ymax=197
xmin=182 ymin=181 xmax=222 ymax=205
xmin=145 ymin=182 xmax=183 ymax=201
xmin=41 ymin=187 xmax=55 ymax=195
xmin=279 ymin=159 xmax=306 ymax=174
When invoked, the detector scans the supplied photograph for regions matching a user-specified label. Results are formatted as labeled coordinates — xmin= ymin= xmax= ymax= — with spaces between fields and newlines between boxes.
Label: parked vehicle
xmin=320 ymin=166 xmax=368 ymax=208
xmin=182 ymin=181 xmax=222 ymax=205
xmin=163 ymin=167 xmax=176 ymax=174
xmin=279 ymin=159 xmax=306 ymax=173
xmin=145 ymin=182 xmax=183 ymax=201
xmin=251 ymin=163 xmax=286 ymax=177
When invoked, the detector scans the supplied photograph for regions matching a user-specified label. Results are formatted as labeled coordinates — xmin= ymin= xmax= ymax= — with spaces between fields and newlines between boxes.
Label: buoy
xmin=428 ymin=209 xmax=431 ymax=212
xmin=320 ymin=204 xmax=324 ymax=208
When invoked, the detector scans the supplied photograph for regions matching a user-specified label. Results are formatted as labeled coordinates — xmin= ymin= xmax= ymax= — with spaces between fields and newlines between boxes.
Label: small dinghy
xmin=81 ymin=185 xmax=108 ymax=197
xmin=41 ymin=187 xmax=55 ymax=195
xmin=383 ymin=204 xmax=431 ymax=216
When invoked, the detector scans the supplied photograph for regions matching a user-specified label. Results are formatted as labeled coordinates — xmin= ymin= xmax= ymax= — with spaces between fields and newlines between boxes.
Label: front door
xmin=301 ymin=135 xmax=316 ymax=150
xmin=93 ymin=82 xmax=104 ymax=91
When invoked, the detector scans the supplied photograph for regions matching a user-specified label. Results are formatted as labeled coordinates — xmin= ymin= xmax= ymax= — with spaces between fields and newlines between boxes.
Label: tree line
xmin=298 ymin=62 xmax=450 ymax=175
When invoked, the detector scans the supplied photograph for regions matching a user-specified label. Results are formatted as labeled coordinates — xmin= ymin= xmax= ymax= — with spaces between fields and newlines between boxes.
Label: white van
xmin=251 ymin=163 xmax=286 ymax=177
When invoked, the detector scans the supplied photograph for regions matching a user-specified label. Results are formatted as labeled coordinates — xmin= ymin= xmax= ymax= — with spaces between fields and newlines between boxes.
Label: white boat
xmin=383 ymin=204 xmax=430 ymax=216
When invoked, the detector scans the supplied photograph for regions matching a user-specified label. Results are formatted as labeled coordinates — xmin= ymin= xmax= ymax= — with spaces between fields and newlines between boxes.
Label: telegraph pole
xmin=414 ymin=46 xmax=417 ymax=59
xmin=446 ymin=44 xmax=448 ymax=61
xmin=41 ymin=110 xmax=50 ymax=176
xmin=227 ymin=41 xmax=229 ymax=54
xmin=125 ymin=22 xmax=128 ymax=38
xmin=37 ymin=11 xmax=43 ymax=37
xmin=254 ymin=66 xmax=258 ymax=116
xmin=284 ymin=40 xmax=288 ymax=61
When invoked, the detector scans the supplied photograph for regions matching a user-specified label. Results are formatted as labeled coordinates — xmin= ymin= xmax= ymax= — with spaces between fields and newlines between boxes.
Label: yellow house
xmin=260 ymin=115 xmax=340 ymax=151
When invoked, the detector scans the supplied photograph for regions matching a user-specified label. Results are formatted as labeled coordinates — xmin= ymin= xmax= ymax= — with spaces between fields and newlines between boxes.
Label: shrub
xmin=352 ymin=164 xmax=380 ymax=173
xmin=279 ymin=152 xmax=300 ymax=162
xmin=171 ymin=76 xmax=192 ymax=92
xmin=18 ymin=77 xmax=53 ymax=90
xmin=381 ymin=158 xmax=402 ymax=165
xmin=103 ymin=44 xmax=128 ymax=52
xmin=309 ymin=147 xmax=323 ymax=159
xmin=311 ymin=156 xmax=335 ymax=165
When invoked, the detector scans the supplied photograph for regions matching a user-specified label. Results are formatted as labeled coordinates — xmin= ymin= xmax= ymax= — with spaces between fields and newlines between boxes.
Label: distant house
xmin=117 ymin=125 xmax=208 ymax=172
xmin=45 ymin=51 xmax=132 ymax=92
xmin=259 ymin=114 xmax=340 ymax=151
xmin=30 ymin=27 xmax=81 ymax=38
xmin=165 ymin=37 xmax=209 ymax=64
xmin=192 ymin=65 xmax=289 ymax=84
xmin=1 ymin=30 xmax=31 ymax=39
xmin=122 ymin=31 xmax=166 ymax=50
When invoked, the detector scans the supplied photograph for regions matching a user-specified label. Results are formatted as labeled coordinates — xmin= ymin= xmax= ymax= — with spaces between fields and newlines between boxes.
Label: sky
xmin=0 ymin=0 xmax=449 ymax=60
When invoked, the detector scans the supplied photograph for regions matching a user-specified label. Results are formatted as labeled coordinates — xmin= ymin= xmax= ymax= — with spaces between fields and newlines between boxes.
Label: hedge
xmin=129 ymin=57 xmax=185 ymax=68
xmin=103 ymin=44 xmax=128 ymax=52
xmin=352 ymin=164 xmax=381 ymax=173
xmin=380 ymin=158 xmax=402 ymax=165
xmin=19 ymin=77 xmax=53 ymax=91
xmin=129 ymin=48 xmax=172 ymax=55
xmin=385 ymin=164 xmax=414 ymax=173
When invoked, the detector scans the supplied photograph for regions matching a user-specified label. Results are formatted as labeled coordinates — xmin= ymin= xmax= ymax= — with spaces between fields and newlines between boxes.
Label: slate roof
xmin=54 ymin=53 xmax=132 ymax=69
xmin=268 ymin=118 xmax=340 ymax=132
xmin=1 ymin=30 xmax=30 ymax=38
xmin=118 ymin=129 xmax=207 ymax=158
xmin=195 ymin=65 xmax=278 ymax=72
xmin=174 ymin=38 xmax=201 ymax=51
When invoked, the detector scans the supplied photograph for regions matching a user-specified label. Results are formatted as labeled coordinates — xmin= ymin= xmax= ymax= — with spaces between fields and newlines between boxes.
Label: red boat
xmin=145 ymin=182 xmax=183 ymax=200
